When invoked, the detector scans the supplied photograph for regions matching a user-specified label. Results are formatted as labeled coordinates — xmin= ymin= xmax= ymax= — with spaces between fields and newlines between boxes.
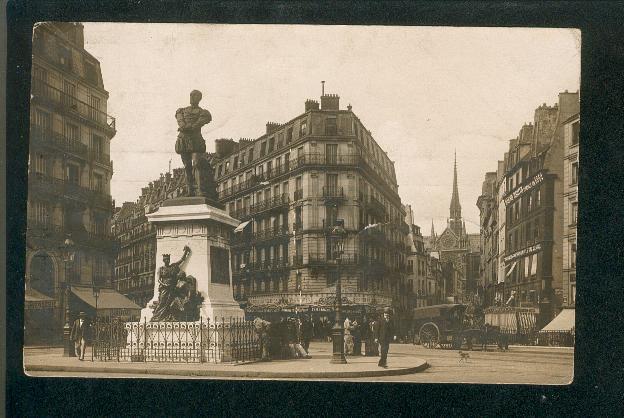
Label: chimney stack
xmin=305 ymin=99 xmax=319 ymax=112
xmin=320 ymin=93 xmax=340 ymax=110
xmin=266 ymin=122 xmax=280 ymax=134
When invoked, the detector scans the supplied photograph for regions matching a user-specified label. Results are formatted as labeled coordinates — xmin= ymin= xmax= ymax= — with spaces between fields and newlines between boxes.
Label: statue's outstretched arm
xmin=172 ymin=245 xmax=191 ymax=266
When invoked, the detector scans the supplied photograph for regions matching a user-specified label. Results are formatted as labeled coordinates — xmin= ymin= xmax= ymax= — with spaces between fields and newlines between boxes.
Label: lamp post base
xmin=330 ymin=323 xmax=347 ymax=364
xmin=63 ymin=326 xmax=75 ymax=357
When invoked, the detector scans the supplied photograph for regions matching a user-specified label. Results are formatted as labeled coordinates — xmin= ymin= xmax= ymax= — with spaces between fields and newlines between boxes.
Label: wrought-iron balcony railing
xmin=307 ymin=252 xmax=359 ymax=266
xmin=366 ymin=196 xmax=387 ymax=217
xmin=253 ymin=226 xmax=290 ymax=242
xmin=31 ymin=79 xmax=116 ymax=132
xmin=89 ymin=150 xmax=112 ymax=167
xmin=29 ymin=173 xmax=112 ymax=209
xmin=30 ymin=125 xmax=88 ymax=157
xmin=292 ymin=255 xmax=304 ymax=267
xmin=322 ymin=186 xmax=345 ymax=200
xmin=249 ymin=193 xmax=290 ymax=216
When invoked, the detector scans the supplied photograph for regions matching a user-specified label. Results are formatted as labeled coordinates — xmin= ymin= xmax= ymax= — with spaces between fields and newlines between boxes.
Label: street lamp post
xmin=330 ymin=219 xmax=347 ymax=364
xmin=92 ymin=286 xmax=100 ymax=362
xmin=62 ymin=237 xmax=75 ymax=357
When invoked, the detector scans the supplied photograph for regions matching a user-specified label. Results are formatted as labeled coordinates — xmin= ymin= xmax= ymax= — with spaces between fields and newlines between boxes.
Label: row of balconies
xmin=218 ymin=152 xmax=397 ymax=203
xmin=29 ymin=172 xmax=113 ymax=209
xmin=27 ymin=218 xmax=115 ymax=249
xmin=30 ymin=125 xmax=113 ymax=168
xmin=31 ymin=79 xmax=116 ymax=133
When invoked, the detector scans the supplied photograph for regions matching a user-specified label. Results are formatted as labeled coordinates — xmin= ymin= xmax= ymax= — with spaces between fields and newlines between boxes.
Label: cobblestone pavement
xmin=24 ymin=342 xmax=573 ymax=383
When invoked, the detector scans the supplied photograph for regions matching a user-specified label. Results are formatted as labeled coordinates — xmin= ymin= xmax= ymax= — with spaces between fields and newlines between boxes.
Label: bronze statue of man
xmin=175 ymin=90 xmax=212 ymax=196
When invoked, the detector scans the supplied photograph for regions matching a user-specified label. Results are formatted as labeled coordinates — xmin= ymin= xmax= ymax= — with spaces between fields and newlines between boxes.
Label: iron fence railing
xmin=92 ymin=316 xmax=261 ymax=363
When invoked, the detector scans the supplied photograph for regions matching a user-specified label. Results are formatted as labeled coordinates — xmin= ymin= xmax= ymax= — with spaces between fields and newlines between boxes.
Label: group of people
xmin=343 ymin=307 xmax=396 ymax=367
xmin=254 ymin=316 xmax=314 ymax=361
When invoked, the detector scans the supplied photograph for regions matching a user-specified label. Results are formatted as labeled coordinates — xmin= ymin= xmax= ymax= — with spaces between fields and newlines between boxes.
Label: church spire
xmin=431 ymin=219 xmax=436 ymax=239
xmin=450 ymin=151 xmax=462 ymax=220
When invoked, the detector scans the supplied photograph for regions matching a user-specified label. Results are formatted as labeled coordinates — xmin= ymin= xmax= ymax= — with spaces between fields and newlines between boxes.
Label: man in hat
xmin=70 ymin=311 xmax=90 ymax=360
xmin=374 ymin=307 xmax=396 ymax=368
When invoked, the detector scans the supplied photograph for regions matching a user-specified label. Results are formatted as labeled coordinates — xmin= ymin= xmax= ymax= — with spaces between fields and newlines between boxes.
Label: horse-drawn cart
xmin=412 ymin=304 xmax=481 ymax=349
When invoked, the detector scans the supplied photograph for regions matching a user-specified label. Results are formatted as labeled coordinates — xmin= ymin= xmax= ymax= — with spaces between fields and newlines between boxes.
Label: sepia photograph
xmin=22 ymin=22 xmax=580 ymax=384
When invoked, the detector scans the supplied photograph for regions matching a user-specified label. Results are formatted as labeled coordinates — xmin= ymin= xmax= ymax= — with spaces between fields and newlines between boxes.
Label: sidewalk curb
xmin=25 ymin=360 xmax=429 ymax=379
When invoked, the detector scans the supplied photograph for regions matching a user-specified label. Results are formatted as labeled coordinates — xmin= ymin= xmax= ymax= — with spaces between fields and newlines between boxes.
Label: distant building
xmin=112 ymin=169 xmax=186 ymax=307
xmin=479 ymin=91 xmax=579 ymax=325
xmin=26 ymin=22 xmax=138 ymax=344
xmin=404 ymin=205 xmax=439 ymax=308
xmin=425 ymin=155 xmax=480 ymax=303
xmin=211 ymin=93 xmax=411 ymax=323
xmin=477 ymin=172 xmax=499 ymax=306
xmin=562 ymin=113 xmax=579 ymax=307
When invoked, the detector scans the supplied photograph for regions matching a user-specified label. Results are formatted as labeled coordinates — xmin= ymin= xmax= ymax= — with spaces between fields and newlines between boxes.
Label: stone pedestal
xmin=141 ymin=197 xmax=244 ymax=322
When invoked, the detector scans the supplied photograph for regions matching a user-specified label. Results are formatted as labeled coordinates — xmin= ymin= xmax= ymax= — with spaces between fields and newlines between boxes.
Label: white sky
xmin=83 ymin=24 xmax=580 ymax=234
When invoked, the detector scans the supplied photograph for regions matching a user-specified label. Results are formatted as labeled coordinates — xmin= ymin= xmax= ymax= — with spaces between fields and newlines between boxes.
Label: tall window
xmin=286 ymin=127 xmax=293 ymax=143
xmin=260 ymin=141 xmax=267 ymax=157
xmin=233 ymin=156 xmax=239 ymax=170
xmin=66 ymin=164 xmax=80 ymax=185
xmin=571 ymin=121 xmax=579 ymax=146
xmin=33 ymin=153 xmax=46 ymax=175
xmin=268 ymin=137 xmax=274 ymax=153
xmin=570 ymin=241 xmax=577 ymax=268
xmin=571 ymin=162 xmax=579 ymax=185
xmin=326 ymin=144 xmax=338 ymax=165
xmin=571 ymin=201 xmax=578 ymax=225
xmin=93 ymin=173 xmax=104 ymax=193
xmin=92 ymin=134 xmax=104 ymax=157
xmin=84 ymin=61 xmax=98 ymax=84
xmin=89 ymin=95 xmax=101 ymax=123
xmin=59 ymin=44 xmax=72 ymax=69
xmin=300 ymin=120 xmax=307 ymax=137
xmin=64 ymin=122 xmax=79 ymax=142
xmin=325 ymin=116 xmax=337 ymax=136
xmin=62 ymin=80 xmax=76 ymax=108
xmin=34 ymin=109 xmax=52 ymax=132
xmin=248 ymin=147 xmax=254 ymax=163
xmin=326 ymin=173 xmax=338 ymax=194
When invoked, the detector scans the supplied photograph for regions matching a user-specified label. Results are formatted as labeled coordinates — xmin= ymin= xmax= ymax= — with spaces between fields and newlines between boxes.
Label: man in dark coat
xmin=374 ymin=307 xmax=396 ymax=368
xmin=70 ymin=311 xmax=91 ymax=360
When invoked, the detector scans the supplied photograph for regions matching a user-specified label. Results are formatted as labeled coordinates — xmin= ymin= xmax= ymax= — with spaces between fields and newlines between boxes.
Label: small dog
xmin=458 ymin=351 xmax=470 ymax=363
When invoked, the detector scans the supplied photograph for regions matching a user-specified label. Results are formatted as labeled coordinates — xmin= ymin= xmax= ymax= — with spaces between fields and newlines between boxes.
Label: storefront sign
xmin=504 ymin=172 xmax=544 ymax=206
xmin=504 ymin=243 xmax=542 ymax=264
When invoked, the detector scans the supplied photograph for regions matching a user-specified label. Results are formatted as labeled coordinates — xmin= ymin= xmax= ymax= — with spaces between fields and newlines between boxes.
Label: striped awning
xmin=234 ymin=220 xmax=252 ymax=233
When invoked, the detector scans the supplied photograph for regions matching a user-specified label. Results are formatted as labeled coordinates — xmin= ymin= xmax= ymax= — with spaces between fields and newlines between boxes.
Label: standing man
xmin=375 ymin=307 xmax=396 ymax=368
xmin=70 ymin=311 xmax=90 ymax=361
xmin=175 ymin=89 xmax=213 ymax=197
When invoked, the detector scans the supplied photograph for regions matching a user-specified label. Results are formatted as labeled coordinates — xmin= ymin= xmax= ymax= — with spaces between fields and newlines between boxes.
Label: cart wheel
xmin=419 ymin=323 xmax=439 ymax=349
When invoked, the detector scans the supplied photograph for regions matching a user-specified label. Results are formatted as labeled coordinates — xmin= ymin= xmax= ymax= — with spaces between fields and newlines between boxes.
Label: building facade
xmin=112 ymin=169 xmax=186 ymax=307
xmin=26 ymin=22 xmax=118 ymax=343
xmin=481 ymin=91 xmax=579 ymax=325
xmin=476 ymin=172 xmax=499 ymax=306
xmin=405 ymin=205 xmax=439 ymax=308
xmin=212 ymin=94 xmax=410 ymax=322
xmin=562 ymin=113 xmax=579 ymax=307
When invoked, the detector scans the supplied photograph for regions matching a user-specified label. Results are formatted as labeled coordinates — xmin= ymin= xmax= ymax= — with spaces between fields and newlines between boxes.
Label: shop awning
xmin=71 ymin=286 xmax=141 ymax=311
xmin=25 ymin=288 xmax=56 ymax=310
xmin=234 ymin=220 xmax=252 ymax=233
xmin=540 ymin=308 xmax=575 ymax=332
